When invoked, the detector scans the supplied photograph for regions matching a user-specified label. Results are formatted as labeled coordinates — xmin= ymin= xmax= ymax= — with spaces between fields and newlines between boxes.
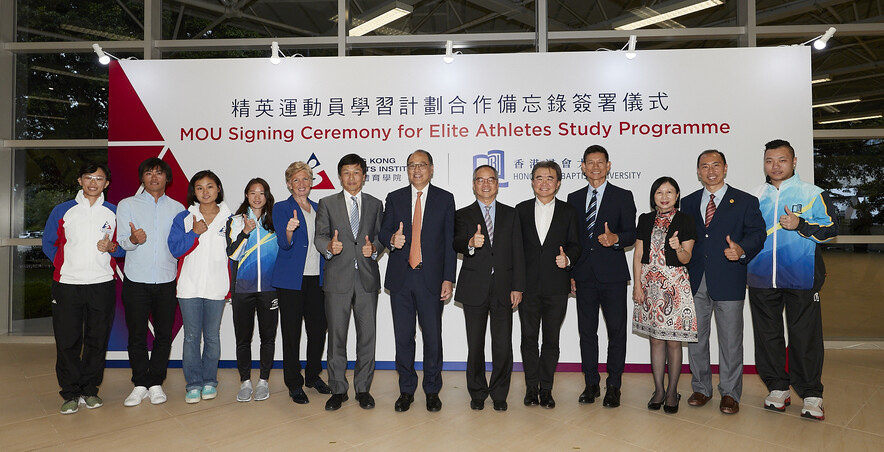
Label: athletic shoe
xmin=254 ymin=379 xmax=270 ymax=401
xmin=201 ymin=385 xmax=217 ymax=400
xmin=148 ymin=385 xmax=167 ymax=405
xmin=185 ymin=389 xmax=201 ymax=404
xmin=83 ymin=395 xmax=103 ymax=409
xmin=124 ymin=386 xmax=149 ymax=407
xmin=60 ymin=398 xmax=80 ymax=414
xmin=801 ymin=397 xmax=825 ymax=420
xmin=237 ymin=380 xmax=252 ymax=402
xmin=764 ymin=390 xmax=791 ymax=412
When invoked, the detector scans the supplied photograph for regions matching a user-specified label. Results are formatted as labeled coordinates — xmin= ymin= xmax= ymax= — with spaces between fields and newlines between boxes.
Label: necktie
xmin=705 ymin=194 xmax=716 ymax=228
xmin=585 ymin=189 xmax=598 ymax=239
xmin=409 ymin=191 xmax=423 ymax=269
xmin=484 ymin=205 xmax=494 ymax=245
xmin=350 ymin=196 xmax=360 ymax=240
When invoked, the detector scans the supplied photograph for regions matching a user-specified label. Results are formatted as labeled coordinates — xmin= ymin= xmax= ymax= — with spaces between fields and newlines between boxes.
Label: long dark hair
xmin=649 ymin=176 xmax=681 ymax=210
xmin=235 ymin=178 xmax=275 ymax=232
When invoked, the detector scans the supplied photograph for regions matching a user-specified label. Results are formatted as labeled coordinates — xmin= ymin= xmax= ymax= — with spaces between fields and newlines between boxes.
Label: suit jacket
xmin=515 ymin=198 xmax=581 ymax=296
xmin=271 ymin=195 xmax=323 ymax=290
xmin=453 ymin=201 xmax=526 ymax=305
xmin=567 ymin=183 xmax=637 ymax=283
xmin=314 ymin=191 xmax=384 ymax=294
xmin=681 ymin=185 xmax=766 ymax=300
xmin=379 ymin=184 xmax=456 ymax=294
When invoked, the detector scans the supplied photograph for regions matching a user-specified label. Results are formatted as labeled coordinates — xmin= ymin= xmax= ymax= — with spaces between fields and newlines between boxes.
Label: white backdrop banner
xmin=106 ymin=46 xmax=813 ymax=370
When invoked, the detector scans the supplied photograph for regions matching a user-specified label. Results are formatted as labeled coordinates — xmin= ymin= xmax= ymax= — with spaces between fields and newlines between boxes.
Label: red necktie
xmin=705 ymin=194 xmax=716 ymax=228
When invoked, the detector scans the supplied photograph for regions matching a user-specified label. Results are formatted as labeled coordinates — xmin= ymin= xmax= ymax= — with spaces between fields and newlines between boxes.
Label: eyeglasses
xmin=474 ymin=177 xmax=498 ymax=184
xmin=82 ymin=176 xmax=106 ymax=182
xmin=407 ymin=162 xmax=429 ymax=170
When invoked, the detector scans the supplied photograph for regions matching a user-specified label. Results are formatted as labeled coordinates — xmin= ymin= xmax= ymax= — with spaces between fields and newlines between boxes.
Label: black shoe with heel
xmin=663 ymin=393 xmax=681 ymax=414
xmin=648 ymin=392 xmax=663 ymax=411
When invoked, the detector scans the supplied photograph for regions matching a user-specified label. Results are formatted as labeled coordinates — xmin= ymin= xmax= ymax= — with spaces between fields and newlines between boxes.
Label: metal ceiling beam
xmin=548 ymin=27 xmax=745 ymax=44
xmin=756 ymin=23 xmax=884 ymax=38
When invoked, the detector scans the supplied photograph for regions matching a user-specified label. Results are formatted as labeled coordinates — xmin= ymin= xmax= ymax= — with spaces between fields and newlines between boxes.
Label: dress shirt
xmin=116 ymin=191 xmax=185 ymax=284
xmin=302 ymin=207 xmax=321 ymax=276
xmin=585 ymin=180 xmax=608 ymax=213
xmin=468 ymin=200 xmax=496 ymax=256
xmin=344 ymin=191 xmax=363 ymax=221
xmin=700 ymin=184 xmax=729 ymax=220
xmin=410 ymin=184 xmax=428 ymax=225
xmin=534 ymin=197 xmax=556 ymax=244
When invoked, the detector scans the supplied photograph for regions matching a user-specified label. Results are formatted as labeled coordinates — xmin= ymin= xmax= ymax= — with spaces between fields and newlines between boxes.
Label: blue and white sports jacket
xmin=226 ymin=210 xmax=278 ymax=294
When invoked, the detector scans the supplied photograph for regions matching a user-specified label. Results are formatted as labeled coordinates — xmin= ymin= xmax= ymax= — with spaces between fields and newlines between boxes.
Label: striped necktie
xmin=484 ymin=205 xmax=494 ymax=245
xmin=350 ymin=196 xmax=360 ymax=240
xmin=586 ymin=189 xmax=598 ymax=239
xmin=705 ymin=194 xmax=716 ymax=228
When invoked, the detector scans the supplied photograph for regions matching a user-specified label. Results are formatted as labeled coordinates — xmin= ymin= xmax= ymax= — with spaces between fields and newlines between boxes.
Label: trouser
xmin=391 ymin=268 xmax=444 ymax=394
xmin=688 ymin=276 xmax=745 ymax=401
xmin=278 ymin=277 xmax=327 ymax=392
xmin=232 ymin=291 xmax=279 ymax=381
xmin=51 ymin=280 xmax=116 ymax=400
xmin=748 ymin=287 xmax=825 ymax=399
xmin=463 ymin=276 xmax=514 ymax=402
xmin=575 ymin=276 xmax=628 ymax=388
xmin=122 ymin=278 xmax=178 ymax=388
xmin=519 ymin=293 xmax=568 ymax=390
xmin=178 ymin=297 xmax=225 ymax=392
xmin=325 ymin=288 xmax=378 ymax=394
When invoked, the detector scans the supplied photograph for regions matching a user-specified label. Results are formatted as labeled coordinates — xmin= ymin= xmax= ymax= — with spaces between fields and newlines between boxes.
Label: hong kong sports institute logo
xmin=307 ymin=152 xmax=335 ymax=190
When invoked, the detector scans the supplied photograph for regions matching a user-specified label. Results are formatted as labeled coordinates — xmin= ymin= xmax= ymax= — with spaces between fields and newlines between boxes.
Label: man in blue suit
xmin=681 ymin=150 xmax=765 ymax=415
xmin=567 ymin=145 xmax=636 ymax=408
xmin=379 ymin=149 xmax=456 ymax=413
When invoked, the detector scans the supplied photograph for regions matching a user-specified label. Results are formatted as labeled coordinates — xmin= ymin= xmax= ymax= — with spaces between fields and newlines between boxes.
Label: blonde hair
xmin=284 ymin=161 xmax=313 ymax=192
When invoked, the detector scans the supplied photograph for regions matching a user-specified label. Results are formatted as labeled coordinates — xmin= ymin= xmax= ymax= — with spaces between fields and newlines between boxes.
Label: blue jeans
xmin=178 ymin=298 xmax=226 ymax=392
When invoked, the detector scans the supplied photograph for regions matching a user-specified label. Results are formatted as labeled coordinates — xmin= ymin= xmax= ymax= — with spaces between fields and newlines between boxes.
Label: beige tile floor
xmin=1 ymin=343 xmax=882 ymax=451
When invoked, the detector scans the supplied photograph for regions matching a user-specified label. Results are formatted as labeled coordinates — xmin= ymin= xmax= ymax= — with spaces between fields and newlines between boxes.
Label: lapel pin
xmin=729 ymin=199 xmax=734 ymax=203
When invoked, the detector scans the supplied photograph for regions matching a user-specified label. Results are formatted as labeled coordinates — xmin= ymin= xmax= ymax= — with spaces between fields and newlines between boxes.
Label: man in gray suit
xmin=315 ymin=153 xmax=384 ymax=411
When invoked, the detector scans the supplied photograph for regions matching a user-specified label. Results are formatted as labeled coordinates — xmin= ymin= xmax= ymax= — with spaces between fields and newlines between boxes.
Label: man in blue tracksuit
xmin=747 ymin=139 xmax=837 ymax=421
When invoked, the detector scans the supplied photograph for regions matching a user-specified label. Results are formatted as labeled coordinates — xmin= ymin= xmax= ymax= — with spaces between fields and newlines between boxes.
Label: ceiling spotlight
xmin=443 ymin=40 xmax=454 ymax=64
xmin=270 ymin=41 xmax=281 ymax=65
xmin=92 ymin=43 xmax=111 ymax=65
xmin=810 ymin=27 xmax=836 ymax=50
xmin=624 ymin=35 xmax=637 ymax=60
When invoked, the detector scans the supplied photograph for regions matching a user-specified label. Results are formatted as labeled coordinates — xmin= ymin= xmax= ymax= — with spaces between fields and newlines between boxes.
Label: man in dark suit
xmin=515 ymin=160 xmax=581 ymax=409
xmin=315 ymin=154 xmax=385 ymax=411
xmin=566 ymin=145 xmax=636 ymax=408
xmin=681 ymin=149 xmax=766 ymax=415
xmin=379 ymin=149 xmax=456 ymax=413
xmin=454 ymin=165 xmax=525 ymax=412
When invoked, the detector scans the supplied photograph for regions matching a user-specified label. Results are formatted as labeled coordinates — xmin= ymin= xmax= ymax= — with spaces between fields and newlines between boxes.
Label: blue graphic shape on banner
xmin=473 ymin=150 xmax=508 ymax=188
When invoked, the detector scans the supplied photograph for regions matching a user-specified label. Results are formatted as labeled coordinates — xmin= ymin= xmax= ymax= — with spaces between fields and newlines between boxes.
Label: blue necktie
xmin=586 ymin=189 xmax=597 ymax=239
xmin=350 ymin=196 xmax=360 ymax=240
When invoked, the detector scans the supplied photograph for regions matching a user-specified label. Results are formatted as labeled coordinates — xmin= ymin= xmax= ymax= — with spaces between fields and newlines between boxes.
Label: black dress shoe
xmin=325 ymin=393 xmax=348 ymax=411
xmin=426 ymin=393 xmax=442 ymax=412
xmin=290 ymin=388 xmax=309 ymax=404
xmin=306 ymin=379 xmax=332 ymax=395
xmin=579 ymin=384 xmax=601 ymax=404
xmin=470 ymin=399 xmax=485 ymax=410
xmin=539 ymin=389 xmax=556 ymax=409
xmin=663 ymin=393 xmax=681 ymax=414
xmin=493 ymin=400 xmax=508 ymax=411
xmin=394 ymin=393 xmax=414 ymax=412
xmin=648 ymin=392 xmax=663 ymax=411
xmin=603 ymin=385 xmax=621 ymax=408
xmin=524 ymin=387 xmax=539 ymax=406
xmin=355 ymin=392 xmax=375 ymax=409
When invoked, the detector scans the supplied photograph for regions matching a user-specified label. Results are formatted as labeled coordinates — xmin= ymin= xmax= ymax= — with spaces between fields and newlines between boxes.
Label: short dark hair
xmin=583 ymin=145 xmax=609 ymax=162
xmin=764 ymin=139 xmax=794 ymax=158
xmin=186 ymin=170 xmax=224 ymax=206
xmin=696 ymin=149 xmax=727 ymax=167
xmin=235 ymin=178 xmax=275 ymax=232
xmin=338 ymin=153 xmax=367 ymax=175
xmin=407 ymin=149 xmax=433 ymax=165
xmin=79 ymin=162 xmax=111 ymax=182
xmin=649 ymin=176 xmax=681 ymax=210
xmin=473 ymin=164 xmax=499 ymax=179
xmin=531 ymin=160 xmax=562 ymax=181
xmin=138 ymin=157 xmax=173 ymax=184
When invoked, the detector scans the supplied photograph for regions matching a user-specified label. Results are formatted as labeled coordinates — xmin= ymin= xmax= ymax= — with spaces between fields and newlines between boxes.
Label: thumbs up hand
xmin=392 ymin=222 xmax=406 ymax=249
xmin=556 ymin=246 xmax=569 ymax=269
xmin=243 ymin=214 xmax=257 ymax=234
xmin=362 ymin=235 xmax=375 ymax=258
xmin=723 ymin=234 xmax=744 ymax=261
xmin=286 ymin=209 xmax=300 ymax=232
xmin=598 ymin=221 xmax=619 ymax=247
xmin=329 ymin=230 xmax=343 ymax=255
xmin=779 ymin=205 xmax=799 ymax=230
xmin=129 ymin=221 xmax=147 ymax=245
xmin=192 ymin=215 xmax=208 ymax=235
xmin=97 ymin=233 xmax=112 ymax=253
xmin=668 ymin=230 xmax=681 ymax=250
xmin=469 ymin=224 xmax=485 ymax=249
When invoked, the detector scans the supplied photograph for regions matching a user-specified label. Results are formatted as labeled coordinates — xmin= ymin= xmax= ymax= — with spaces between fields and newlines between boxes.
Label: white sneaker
xmin=124 ymin=386 xmax=149 ymax=407
xmin=254 ymin=379 xmax=270 ymax=401
xmin=764 ymin=390 xmax=791 ymax=412
xmin=148 ymin=385 xmax=167 ymax=405
xmin=801 ymin=397 xmax=825 ymax=420
xmin=237 ymin=380 xmax=253 ymax=402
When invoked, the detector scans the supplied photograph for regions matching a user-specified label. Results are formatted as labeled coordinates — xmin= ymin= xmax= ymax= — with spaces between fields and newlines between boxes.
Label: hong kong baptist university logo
xmin=472 ymin=150 xmax=509 ymax=188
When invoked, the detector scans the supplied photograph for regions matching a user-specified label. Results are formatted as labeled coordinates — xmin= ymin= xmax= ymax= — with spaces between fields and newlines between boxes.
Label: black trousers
xmin=232 ymin=291 xmax=279 ymax=381
xmin=51 ymin=280 xmax=116 ymax=400
xmin=122 ymin=278 xmax=178 ymax=388
xmin=749 ymin=287 xmax=825 ymax=399
xmin=278 ymin=276 xmax=327 ymax=392
xmin=463 ymin=277 xmax=514 ymax=402
xmin=391 ymin=268 xmax=444 ymax=394
xmin=575 ymin=277 xmax=628 ymax=388
xmin=519 ymin=293 xmax=568 ymax=390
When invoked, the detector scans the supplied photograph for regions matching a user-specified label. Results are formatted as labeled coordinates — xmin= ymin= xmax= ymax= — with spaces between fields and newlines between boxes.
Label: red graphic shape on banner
xmin=313 ymin=170 xmax=335 ymax=190
xmin=108 ymin=60 xmax=163 ymax=142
